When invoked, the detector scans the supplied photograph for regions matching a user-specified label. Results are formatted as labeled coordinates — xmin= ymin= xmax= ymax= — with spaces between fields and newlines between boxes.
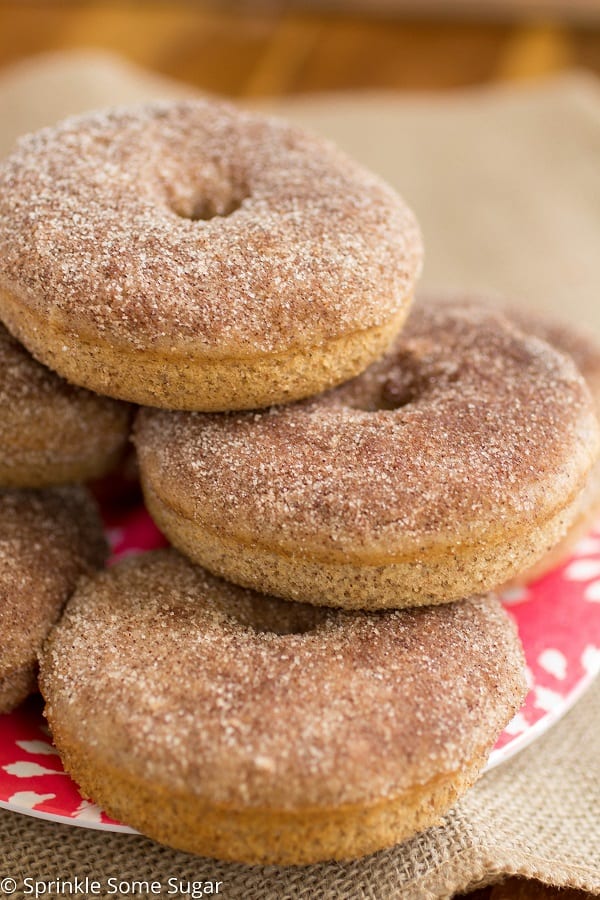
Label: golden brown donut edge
xmin=0 ymin=321 xmax=132 ymax=487
xmin=39 ymin=731 xmax=486 ymax=865
xmin=141 ymin=474 xmax=586 ymax=608
xmin=0 ymin=487 xmax=107 ymax=713
xmin=502 ymin=307 xmax=600 ymax=584
xmin=0 ymin=286 xmax=411 ymax=411
xmin=0 ymin=663 xmax=38 ymax=715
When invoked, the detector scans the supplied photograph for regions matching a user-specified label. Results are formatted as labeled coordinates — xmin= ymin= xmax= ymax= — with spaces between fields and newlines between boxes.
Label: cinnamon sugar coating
xmin=135 ymin=299 xmax=600 ymax=608
xmin=504 ymin=306 xmax=600 ymax=418
xmin=0 ymin=486 xmax=107 ymax=713
xmin=0 ymin=100 xmax=421 ymax=402
xmin=498 ymin=304 xmax=600 ymax=582
xmin=0 ymin=324 xmax=131 ymax=486
xmin=39 ymin=550 xmax=525 ymax=860
xmin=430 ymin=293 xmax=600 ymax=417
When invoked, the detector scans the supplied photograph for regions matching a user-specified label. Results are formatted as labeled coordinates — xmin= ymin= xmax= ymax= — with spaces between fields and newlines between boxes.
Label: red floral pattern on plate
xmin=1 ymin=488 xmax=599 ymax=833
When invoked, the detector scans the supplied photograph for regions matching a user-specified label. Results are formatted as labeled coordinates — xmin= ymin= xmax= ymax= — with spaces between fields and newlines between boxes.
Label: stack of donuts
xmin=0 ymin=99 xmax=599 ymax=866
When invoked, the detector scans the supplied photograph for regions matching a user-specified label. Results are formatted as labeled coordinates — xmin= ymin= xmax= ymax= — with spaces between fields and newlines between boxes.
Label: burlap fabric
xmin=0 ymin=52 xmax=599 ymax=898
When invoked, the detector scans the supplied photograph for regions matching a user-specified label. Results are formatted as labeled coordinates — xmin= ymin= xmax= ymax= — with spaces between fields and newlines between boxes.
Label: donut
xmin=0 ymin=323 xmax=131 ymax=487
xmin=501 ymin=306 xmax=600 ymax=581
xmin=134 ymin=298 xmax=600 ymax=610
xmin=0 ymin=486 xmax=107 ymax=714
xmin=0 ymin=100 xmax=422 ymax=411
xmin=424 ymin=293 xmax=600 ymax=583
xmin=39 ymin=549 xmax=526 ymax=864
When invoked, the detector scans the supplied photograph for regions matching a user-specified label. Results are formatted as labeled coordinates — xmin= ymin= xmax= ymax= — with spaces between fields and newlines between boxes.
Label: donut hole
xmin=379 ymin=370 xmax=426 ymax=409
xmin=344 ymin=352 xmax=462 ymax=412
xmin=335 ymin=352 xmax=431 ymax=411
xmin=170 ymin=183 xmax=250 ymax=222
xmin=217 ymin=593 xmax=329 ymax=636
xmin=377 ymin=347 xmax=465 ymax=410
xmin=380 ymin=368 xmax=461 ymax=409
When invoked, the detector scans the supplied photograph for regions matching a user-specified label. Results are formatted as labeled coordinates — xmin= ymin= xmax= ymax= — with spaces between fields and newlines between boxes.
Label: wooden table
xmin=0 ymin=3 xmax=599 ymax=96
xmin=0 ymin=5 xmax=597 ymax=899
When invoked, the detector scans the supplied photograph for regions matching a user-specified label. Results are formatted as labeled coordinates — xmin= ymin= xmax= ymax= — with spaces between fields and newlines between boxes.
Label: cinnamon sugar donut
xmin=503 ymin=307 xmax=600 ymax=581
xmin=0 ymin=486 xmax=107 ymax=714
xmin=135 ymin=299 xmax=600 ymax=609
xmin=0 ymin=323 xmax=131 ymax=487
xmin=0 ymin=100 xmax=422 ymax=411
xmin=39 ymin=550 xmax=526 ymax=864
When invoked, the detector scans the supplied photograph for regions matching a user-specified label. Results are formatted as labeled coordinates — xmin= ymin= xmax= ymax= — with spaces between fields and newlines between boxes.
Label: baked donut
xmin=0 ymin=100 xmax=422 ymax=411
xmin=0 ymin=486 xmax=107 ymax=714
xmin=502 ymin=307 xmax=600 ymax=581
xmin=135 ymin=299 xmax=600 ymax=609
xmin=39 ymin=549 xmax=526 ymax=865
xmin=428 ymin=294 xmax=600 ymax=582
xmin=0 ymin=323 xmax=131 ymax=487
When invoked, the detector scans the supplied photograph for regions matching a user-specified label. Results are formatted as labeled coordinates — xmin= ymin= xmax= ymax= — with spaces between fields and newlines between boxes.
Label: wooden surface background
xmin=0 ymin=4 xmax=597 ymax=899
xmin=0 ymin=3 xmax=600 ymax=96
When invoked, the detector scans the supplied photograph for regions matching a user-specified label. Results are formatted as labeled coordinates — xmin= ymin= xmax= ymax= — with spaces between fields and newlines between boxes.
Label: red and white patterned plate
xmin=1 ymin=489 xmax=599 ymax=833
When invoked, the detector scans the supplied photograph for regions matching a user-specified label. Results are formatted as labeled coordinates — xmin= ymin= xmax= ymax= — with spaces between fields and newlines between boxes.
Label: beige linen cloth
xmin=0 ymin=51 xmax=599 ymax=898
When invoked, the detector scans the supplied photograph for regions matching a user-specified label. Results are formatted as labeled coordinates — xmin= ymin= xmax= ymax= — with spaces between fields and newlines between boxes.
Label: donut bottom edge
xmin=0 ymin=287 xmax=411 ymax=411
xmin=43 ymin=718 xmax=487 ymax=865
xmin=507 ymin=459 xmax=600 ymax=586
xmin=0 ymin=444 xmax=127 ymax=490
xmin=142 ymin=480 xmax=582 ymax=608
xmin=0 ymin=662 xmax=37 ymax=715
